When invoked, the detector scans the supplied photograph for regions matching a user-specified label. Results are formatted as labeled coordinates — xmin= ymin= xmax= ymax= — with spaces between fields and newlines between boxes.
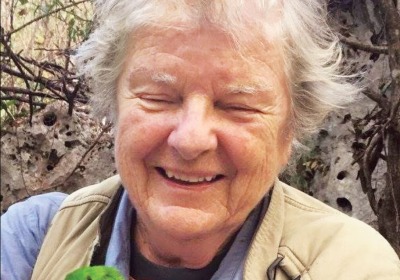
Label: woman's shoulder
xmin=276 ymin=181 xmax=400 ymax=278
xmin=2 ymin=191 xmax=68 ymax=231
xmin=1 ymin=192 xmax=67 ymax=279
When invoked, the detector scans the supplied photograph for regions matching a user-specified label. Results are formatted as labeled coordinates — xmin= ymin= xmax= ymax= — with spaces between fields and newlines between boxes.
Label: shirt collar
xmin=104 ymin=189 xmax=270 ymax=279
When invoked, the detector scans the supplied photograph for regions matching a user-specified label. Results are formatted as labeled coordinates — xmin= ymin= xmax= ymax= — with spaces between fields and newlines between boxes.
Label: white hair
xmin=74 ymin=0 xmax=359 ymax=140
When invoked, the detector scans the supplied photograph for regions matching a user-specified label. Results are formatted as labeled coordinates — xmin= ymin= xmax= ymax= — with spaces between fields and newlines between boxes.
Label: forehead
xmin=124 ymin=25 xmax=285 ymax=84
xmin=129 ymin=22 xmax=281 ymax=56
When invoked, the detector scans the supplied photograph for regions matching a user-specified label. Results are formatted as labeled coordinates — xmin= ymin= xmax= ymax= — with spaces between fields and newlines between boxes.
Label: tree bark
xmin=377 ymin=0 xmax=400 ymax=256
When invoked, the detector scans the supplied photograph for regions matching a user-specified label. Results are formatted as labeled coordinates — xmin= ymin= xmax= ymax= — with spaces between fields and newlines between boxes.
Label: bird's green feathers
xmin=65 ymin=266 xmax=124 ymax=280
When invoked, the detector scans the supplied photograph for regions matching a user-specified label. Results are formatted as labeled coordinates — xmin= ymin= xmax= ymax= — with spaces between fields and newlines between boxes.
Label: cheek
xmin=115 ymin=111 xmax=172 ymax=205
xmin=115 ymin=110 xmax=171 ymax=161
xmin=220 ymin=121 xmax=287 ymax=208
xmin=219 ymin=121 xmax=281 ymax=171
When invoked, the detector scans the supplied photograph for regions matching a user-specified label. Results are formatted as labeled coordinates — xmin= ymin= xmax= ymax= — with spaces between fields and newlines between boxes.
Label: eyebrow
xmin=227 ymin=83 xmax=274 ymax=95
xmin=151 ymin=72 xmax=177 ymax=85
xmin=128 ymin=68 xmax=177 ymax=85
xmin=131 ymin=68 xmax=274 ymax=94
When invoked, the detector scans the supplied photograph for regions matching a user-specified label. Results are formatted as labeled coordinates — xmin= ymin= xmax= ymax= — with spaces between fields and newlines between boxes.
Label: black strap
xmin=267 ymin=256 xmax=284 ymax=280
xmin=266 ymin=255 xmax=301 ymax=280
xmin=90 ymin=186 xmax=124 ymax=265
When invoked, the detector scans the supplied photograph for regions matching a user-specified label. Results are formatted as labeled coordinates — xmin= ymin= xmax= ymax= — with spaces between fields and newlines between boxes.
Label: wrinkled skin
xmin=115 ymin=24 xmax=292 ymax=268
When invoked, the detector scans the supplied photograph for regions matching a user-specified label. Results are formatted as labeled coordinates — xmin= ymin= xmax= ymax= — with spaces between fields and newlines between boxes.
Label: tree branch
xmin=1 ymin=86 xmax=57 ymax=99
xmin=6 ymin=0 xmax=90 ymax=36
xmin=0 ymin=35 xmax=34 ymax=124
xmin=378 ymin=0 xmax=400 ymax=254
xmin=0 ymin=64 xmax=80 ymax=102
xmin=363 ymin=88 xmax=390 ymax=111
xmin=0 ymin=96 xmax=46 ymax=107
xmin=339 ymin=34 xmax=389 ymax=54
xmin=63 ymin=123 xmax=112 ymax=183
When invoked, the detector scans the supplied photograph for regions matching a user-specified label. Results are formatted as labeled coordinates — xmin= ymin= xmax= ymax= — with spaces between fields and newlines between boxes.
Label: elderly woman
xmin=2 ymin=0 xmax=400 ymax=279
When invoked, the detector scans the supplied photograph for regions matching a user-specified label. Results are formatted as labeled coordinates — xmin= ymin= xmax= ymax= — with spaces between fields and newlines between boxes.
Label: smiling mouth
xmin=155 ymin=167 xmax=224 ymax=185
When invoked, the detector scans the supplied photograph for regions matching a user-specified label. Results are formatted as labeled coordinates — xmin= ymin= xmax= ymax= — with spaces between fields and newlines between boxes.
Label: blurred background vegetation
xmin=1 ymin=0 xmax=92 ymax=124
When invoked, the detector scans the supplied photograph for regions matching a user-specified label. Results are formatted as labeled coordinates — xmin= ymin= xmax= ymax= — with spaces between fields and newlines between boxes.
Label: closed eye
xmin=135 ymin=93 xmax=179 ymax=112
xmin=225 ymin=105 xmax=255 ymax=112
xmin=138 ymin=94 xmax=176 ymax=104
xmin=217 ymin=102 xmax=259 ymax=113
xmin=142 ymin=97 xmax=173 ymax=103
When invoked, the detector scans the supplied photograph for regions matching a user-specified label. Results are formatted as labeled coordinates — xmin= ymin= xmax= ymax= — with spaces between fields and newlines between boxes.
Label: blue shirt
xmin=1 ymin=192 xmax=68 ymax=279
xmin=1 ymin=190 xmax=267 ymax=279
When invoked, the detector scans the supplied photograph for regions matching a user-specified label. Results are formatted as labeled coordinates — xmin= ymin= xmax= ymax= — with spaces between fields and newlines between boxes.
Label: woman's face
xmin=115 ymin=25 xmax=292 ymax=241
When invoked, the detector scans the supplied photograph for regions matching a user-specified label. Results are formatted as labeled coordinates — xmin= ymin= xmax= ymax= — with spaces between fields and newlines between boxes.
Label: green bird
xmin=65 ymin=266 xmax=125 ymax=280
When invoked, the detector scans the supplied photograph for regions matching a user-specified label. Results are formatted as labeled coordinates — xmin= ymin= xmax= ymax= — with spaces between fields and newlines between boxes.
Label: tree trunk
xmin=377 ymin=0 xmax=400 ymax=256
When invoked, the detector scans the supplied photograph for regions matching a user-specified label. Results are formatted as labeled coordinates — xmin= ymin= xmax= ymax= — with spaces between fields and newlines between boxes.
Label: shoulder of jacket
xmin=277 ymin=179 xmax=389 ymax=251
xmin=274 ymin=180 xmax=400 ymax=279
xmin=278 ymin=180 xmax=339 ymax=215
xmin=60 ymin=175 xmax=122 ymax=209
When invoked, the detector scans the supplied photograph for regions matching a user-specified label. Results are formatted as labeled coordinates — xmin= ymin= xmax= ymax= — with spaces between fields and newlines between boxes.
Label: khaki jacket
xmin=32 ymin=175 xmax=400 ymax=280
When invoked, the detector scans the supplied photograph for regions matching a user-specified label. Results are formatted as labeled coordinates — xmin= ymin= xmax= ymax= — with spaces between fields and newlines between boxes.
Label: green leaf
xmin=1 ymin=100 xmax=16 ymax=110
xmin=65 ymin=266 xmax=124 ymax=280
xmin=19 ymin=0 xmax=28 ymax=5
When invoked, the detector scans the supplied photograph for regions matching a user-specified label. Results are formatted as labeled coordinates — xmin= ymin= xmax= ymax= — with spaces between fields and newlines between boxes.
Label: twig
xmin=18 ymin=56 xmax=69 ymax=77
xmin=0 ymin=38 xmax=35 ymax=77
xmin=363 ymin=89 xmax=390 ymax=111
xmin=1 ymin=64 xmax=75 ymax=101
xmin=1 ymin=86 xmax=56 ymax=98
xmin=63 ymin=35 xmax=74 ymax=115
xmin=63 ymin=123 xmax=112 ymax=182
xmin=68 ymin=78 xmax=82 ymax=115
xmin=13 ymin=126 xmax=30 ymax=197
xmin=0 ymin=96 xmax=46 ymax=107
xmin=10 ymin=0 xmax=15 ymax=35
xmin=0 ymin=37 xmax=35 ymax=124
xmin=360 ymin=132 xmax=383 ymax=213
xmin=6 ymin=0 xmax=90 ymax=36
xmin=33 ymin=47 xmax=68 ymax=53
xmin=339 ymin=34 xmax=389 ymax=54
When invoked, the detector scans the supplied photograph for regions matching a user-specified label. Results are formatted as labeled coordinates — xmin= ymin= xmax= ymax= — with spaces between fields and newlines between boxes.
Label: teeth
xmin=164 ymin=169 xmax=217 ymax=183
xmin=166 ymin=170 xmax=174 ymax=178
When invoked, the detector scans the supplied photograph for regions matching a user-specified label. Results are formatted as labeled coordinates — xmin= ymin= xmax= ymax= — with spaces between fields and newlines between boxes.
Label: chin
xmin=147 ymin=204 xmax=228 ymax=240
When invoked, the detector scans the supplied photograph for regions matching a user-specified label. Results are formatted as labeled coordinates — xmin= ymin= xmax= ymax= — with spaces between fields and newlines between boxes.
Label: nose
xmin=167 ymin=97 xmax=217 ymax=160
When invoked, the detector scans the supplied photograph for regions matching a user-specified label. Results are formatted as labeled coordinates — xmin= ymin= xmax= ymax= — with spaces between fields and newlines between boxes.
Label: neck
xmin=133 ymin=220 xmax=237 ymax=269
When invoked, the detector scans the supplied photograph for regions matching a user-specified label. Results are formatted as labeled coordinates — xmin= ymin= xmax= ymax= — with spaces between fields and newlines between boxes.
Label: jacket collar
xmin=243 ymin=179 xmax=285 ymax=280
xmin=90 ymin=185 xmax=124 ymax=266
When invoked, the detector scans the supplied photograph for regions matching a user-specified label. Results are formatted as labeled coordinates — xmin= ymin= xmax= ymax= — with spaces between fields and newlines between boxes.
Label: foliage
xmin=282 ymin=143 xmax=328 ymax=195
xmin=1 ymin=0 xmax=93 ymax=125
xmin=65 ymin=266 xmax=124 ymax=280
